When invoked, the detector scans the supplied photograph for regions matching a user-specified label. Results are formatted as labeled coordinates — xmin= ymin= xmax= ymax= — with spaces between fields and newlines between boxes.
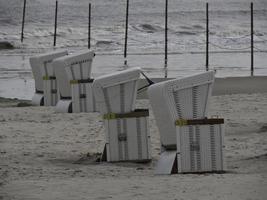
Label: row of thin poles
xmin=124 ymin=0 xmax=129 ymax=66
xmin=21 ymin=0 xmax=91 ymax=48
xmin=20 ymin=0 xmax=27 ymax=43
xmin=251 ymin=2 xmax=254 ymax=75
xmin=53 ymin=0 xmax=58 ymax=47
xmin=21 ymin=1 xmax=256 ymax=75
xmin=88 ymin=3 xmax=91 ymax=49
xmin=165 ymin=0 xmax=168 ymax=77
xmin=204 ymin=3 xmax=254 ymax=74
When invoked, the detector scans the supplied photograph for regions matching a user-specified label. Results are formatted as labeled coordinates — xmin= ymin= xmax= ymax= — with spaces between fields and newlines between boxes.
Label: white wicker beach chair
xmin=30 ymin=50 xmax=68 ymax=106
xmin=148 ymin=71 xmax=225 ymax=174
xmin=54 ymin=50 xmax=96 ymax=113
xmin=93 ymin=67 xmax=151 ymax=162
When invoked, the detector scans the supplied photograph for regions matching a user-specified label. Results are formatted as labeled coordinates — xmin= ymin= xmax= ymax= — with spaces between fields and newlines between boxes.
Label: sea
xmin=0 ymin=0 xmax=266 ymax=99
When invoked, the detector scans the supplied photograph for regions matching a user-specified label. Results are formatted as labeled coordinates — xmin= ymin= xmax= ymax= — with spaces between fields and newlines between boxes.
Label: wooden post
xmin=206 ymin=2 xmax=209 ymax=71
xmin=164 ymin=0 xmax=168 ymax=78
xmin=251 ymin=2 xmax=254 ymax=76
xmin=21 ymin=0 xmax=27 ymax=43
xmin=53 ymin=1 xmax=58 ymax=47
xmin=124 ymin=0 xmax=129 ymax=66
xmin=88 ymin=3 xmax=91 ymax=49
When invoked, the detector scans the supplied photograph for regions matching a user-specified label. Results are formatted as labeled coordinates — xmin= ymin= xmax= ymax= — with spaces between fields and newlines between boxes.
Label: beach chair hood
xmin=30 ymin=50 xmax=68 ymax=93
xmin=93 ymin=67 xmax=141 ymax=115
xmin=148 ymin=71 xmax=215 ymax=147
xmin=53 ymin=50 xmax=95 ymax=98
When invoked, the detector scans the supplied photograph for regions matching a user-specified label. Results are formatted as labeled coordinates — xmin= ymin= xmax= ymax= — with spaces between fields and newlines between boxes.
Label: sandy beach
xmin=0 ymin=92 xmax=267 ymax=200
xmin=1 ymin=0 xmax=267 ymax=199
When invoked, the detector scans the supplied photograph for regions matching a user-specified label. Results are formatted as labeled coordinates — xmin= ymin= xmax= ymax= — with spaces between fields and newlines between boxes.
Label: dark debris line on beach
xmin=0 ymin=97 xmax=31 ymax=107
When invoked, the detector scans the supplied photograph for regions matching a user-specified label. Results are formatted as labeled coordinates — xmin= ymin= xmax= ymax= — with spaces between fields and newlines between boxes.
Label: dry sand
xmin=0 ymin=93 xmax=267 ymax=200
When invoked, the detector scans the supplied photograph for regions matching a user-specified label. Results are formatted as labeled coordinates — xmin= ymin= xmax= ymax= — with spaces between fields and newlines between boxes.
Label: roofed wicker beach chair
xmin=93 ymin=67 xmax=151 ymax=162
xmin=53 ymin=50 xmax=96 ymax=113
xmin=148 ymin=71 xmax=225 ymax=174
xmin=29 ymin=50 xmax=68 ymax=106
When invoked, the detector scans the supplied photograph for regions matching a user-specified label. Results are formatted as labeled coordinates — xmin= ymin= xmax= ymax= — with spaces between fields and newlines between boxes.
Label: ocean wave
xmin=175 ymin=31 xmax=197 ymax=36
xmin=95 ymin=40 xmax=116 ymax=47
xmin=132 ymin=24 xmax=163 ymax=33
xmin=21 ymin=28 xmax=74 ymax=39
xmin=193 ymin=25 xmax=204 ymax=30
xmin=0 ymin=18 xmax=18 ymax=26
xmin=179 ymin=25 xmax=204 ymax=30
xmin=0 ymin=41 xmax=15 ymax=50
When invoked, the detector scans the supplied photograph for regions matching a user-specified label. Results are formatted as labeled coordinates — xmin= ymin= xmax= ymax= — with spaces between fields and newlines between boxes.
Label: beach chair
xmin=93 ymin=67 xmax=151 ymax=162
xmin=54 ymin=50 xmax=96 ymax=113
xmin=148 ymin=71 xmax=225 ymax=174
xmin=30 ymin=50 xmax=68 ymax=106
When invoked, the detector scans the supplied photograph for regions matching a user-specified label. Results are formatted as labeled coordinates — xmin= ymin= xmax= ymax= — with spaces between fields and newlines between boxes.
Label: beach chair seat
xmin=93 ymin=68 xmax=151 ymax=162
xmin=148 ymin=71 xmax=225 ymax=174
xmin=30 ymin=50 xmax=68 ymax=106
xmin=53 ymin=50 xmax=96 ymax=113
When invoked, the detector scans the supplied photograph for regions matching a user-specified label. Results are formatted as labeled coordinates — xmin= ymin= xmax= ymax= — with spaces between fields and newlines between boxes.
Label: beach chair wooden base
xmin=43 ymin=78 xmax=59 ymax=106
xmin=31 ymin=92 xmax=44 ymax=106
xmin=155 ymin=118 xmax=225 ymax=174
xmin=55 ymin=99 xmax=72 ymax=113
xmin=70 ymin=80 xmax=97 ymax=113
xmin=102 ymin=109 xmax=151 ymax=162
